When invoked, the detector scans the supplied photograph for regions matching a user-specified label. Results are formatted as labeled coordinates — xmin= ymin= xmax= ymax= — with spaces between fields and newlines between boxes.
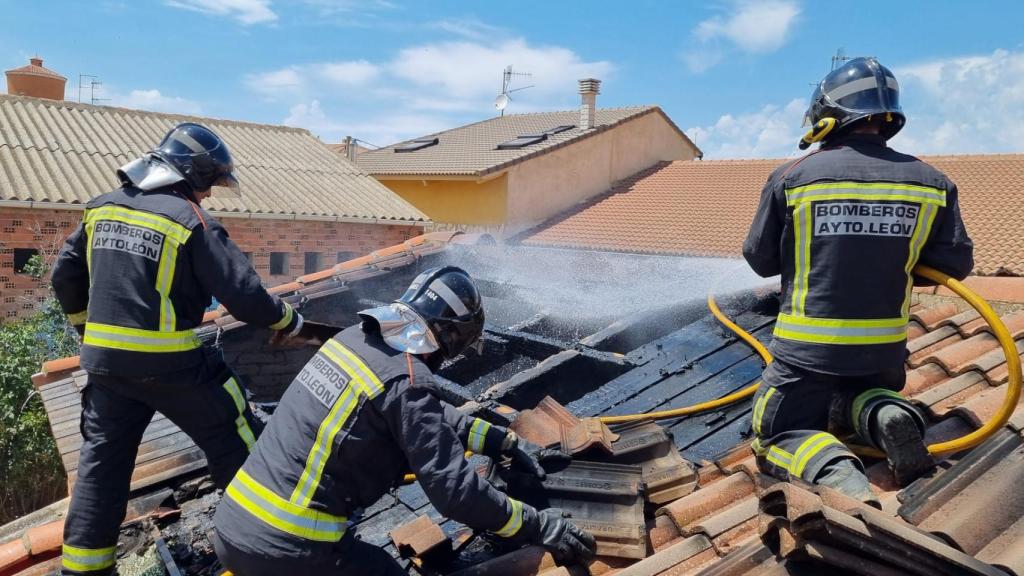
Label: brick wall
xmin=0 ymin=206 xmax=421 ymax=323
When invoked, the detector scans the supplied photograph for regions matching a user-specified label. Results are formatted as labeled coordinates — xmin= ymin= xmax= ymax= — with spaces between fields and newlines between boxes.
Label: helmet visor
xmin=358 ymin=302 xmax=440 ymax=354
xmin=209 ymin=172 xmax=241 ymax=199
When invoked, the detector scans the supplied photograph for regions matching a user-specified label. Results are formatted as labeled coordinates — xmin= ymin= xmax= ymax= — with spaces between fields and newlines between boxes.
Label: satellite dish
xmin=494 ymin=93 xmax=509 ymax=111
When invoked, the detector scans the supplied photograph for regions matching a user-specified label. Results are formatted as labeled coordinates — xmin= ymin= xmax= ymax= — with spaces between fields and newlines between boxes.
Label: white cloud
xmin=103 ymin=88 xmax=204 ymax=115
xmin=687 ymin=98 xmax=806 ymax=159
xmin=300 ymin=0 xmax=396 ymax=16
xmin=249 ymin=36 xmax=613 ymax=144
xmin=429 ymin=18 xmax=505 ymax=41
xmin=890 ymin=49 xmax=1024 ymax=154
xmin=685 ymin=0 xmax=800 ymax=72
xmin=164 ymin=0 xmax=276 ymax=24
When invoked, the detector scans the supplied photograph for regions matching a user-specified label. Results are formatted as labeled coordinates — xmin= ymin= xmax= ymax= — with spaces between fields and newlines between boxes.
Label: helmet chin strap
xmin=799 ymin=117 xmax=838 ymax=150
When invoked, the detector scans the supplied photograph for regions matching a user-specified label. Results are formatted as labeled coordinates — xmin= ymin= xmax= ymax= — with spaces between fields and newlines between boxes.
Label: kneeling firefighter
xmin=212 ymin=266 xmax=597 ymax=575
xmin=51 ymin=123 xmax=322 ymax=575
xmin=742 ymin=57 xmax=974 ymax=504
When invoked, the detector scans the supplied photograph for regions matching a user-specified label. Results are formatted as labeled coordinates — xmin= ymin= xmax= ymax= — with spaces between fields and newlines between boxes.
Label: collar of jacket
xmin=823 ymin=132 xmax=889 ymax=149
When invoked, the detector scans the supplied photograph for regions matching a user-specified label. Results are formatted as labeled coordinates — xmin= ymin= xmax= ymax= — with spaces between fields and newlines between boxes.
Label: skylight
xmin=496 ymin=134 xmax=548 ymax=150
xmin=394 ymin=137 xmax=439 ymax=153
xmin=544 ymin=125 xmax=575 ymax=135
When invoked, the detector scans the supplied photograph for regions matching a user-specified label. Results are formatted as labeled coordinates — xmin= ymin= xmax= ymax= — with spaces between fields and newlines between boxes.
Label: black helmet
xmin=800 ymin=57 xmax=905 ymax=149
xmin=399 ymin=266 xmax=485 ymax=359
xmin=151 ymin=123 xmax=239 ymax=193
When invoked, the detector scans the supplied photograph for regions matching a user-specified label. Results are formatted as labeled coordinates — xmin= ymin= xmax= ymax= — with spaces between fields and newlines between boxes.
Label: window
xmin=336 ymin=251 xmax=357 ymax=264
xmin=394 ymin=137 xmax=439 ymax=153
xmin=496 ymin=134 xmax=547 ymax=150
xmin=304 ymin=252 xmax=323 ymax=274
xmin=269 ymin=252 xmax=289 ymax=276
xmin=13 ymin=249 xmax=39 ymax=275
xmin=544 ymin=125 xmax=575 ymax=135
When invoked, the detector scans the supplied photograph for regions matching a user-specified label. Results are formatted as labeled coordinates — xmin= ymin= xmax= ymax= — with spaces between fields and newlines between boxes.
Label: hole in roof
xmin=496 ymin=134 xmax=547 ymax=150
xmin=394 ymin=137 xmax=438 ymax=153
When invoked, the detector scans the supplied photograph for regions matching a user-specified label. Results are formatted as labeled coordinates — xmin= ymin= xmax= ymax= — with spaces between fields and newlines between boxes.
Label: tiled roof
xmin=520 ymin=154 xmax=1024 ymax=276
xmin=5 ymin=60 xmax=65 ymax=80
xmin=355 ymin=106 xmax=695 ymax=177
xmin=0 ymin=94 xmax=426 ymax=222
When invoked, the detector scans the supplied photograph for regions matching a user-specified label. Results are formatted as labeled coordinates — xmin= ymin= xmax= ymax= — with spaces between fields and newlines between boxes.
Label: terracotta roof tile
xmin=911 ymin=302 xmax=960 ymax=331
xmin=922 ymin=333 xmax=1003 ymax=375
xmin=520 ymin=154 xmax=1024 ymax=275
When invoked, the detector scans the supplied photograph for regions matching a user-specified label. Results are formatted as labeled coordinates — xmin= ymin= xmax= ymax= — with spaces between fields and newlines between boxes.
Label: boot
xmin=872 ymin=404 xmax=933 ymax=486
xmin=814 ymin=459 xmax=881 ymax=509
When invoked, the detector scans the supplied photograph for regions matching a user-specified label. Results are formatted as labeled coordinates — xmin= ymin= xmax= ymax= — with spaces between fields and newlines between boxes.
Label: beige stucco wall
xmin=504 ymin=111 xmax=698 ymax=235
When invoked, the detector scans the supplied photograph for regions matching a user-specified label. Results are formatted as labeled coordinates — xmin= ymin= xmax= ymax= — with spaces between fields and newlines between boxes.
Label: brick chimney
xmin=578 ymin=78 xmax=601 ymax=131
xmin=5 ymin=56 xmax=66 ymax=100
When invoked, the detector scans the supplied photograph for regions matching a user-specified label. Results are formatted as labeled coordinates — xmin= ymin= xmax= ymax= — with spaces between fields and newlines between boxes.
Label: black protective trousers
xmin=61 ymin=347 xmax=261 ymax=576
xmin=750 ymin=358 xmax=925 ymax=484
xmin=212 ymin=528 xmax=407 ymax=576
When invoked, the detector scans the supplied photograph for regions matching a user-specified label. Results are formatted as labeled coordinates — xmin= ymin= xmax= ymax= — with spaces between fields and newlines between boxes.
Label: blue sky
xmin=3 ymin=0 xmax=1023 ymax=159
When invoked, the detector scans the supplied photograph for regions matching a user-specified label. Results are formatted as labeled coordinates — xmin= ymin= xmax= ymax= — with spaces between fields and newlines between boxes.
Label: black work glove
xmin=534 ymin=508 xmax=597 ymax=566
xmin=502 ymin=433 xmax=570 ymax=479
xmin=269 ymin=319 xmax=342 ymax=348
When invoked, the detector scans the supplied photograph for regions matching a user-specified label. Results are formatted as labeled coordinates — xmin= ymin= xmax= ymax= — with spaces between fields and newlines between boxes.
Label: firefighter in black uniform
xmin=212 ymin=266 xmax=597 ymax=575
xmin=52 ymin=123 xmax=318 ymax=575
xmin=743 ymin=58 xmax=974 ymax=504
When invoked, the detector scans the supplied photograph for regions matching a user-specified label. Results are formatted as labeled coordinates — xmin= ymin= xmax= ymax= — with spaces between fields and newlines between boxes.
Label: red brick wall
xmin=0 ymin=206 xmax=421 ymax=323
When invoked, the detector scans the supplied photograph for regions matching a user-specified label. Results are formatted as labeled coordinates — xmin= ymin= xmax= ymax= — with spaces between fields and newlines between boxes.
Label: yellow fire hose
xmin=599 ymin=264 xmax=1022 ymax=459
xmin=401 ymin=265 xmax=1020 ymax=485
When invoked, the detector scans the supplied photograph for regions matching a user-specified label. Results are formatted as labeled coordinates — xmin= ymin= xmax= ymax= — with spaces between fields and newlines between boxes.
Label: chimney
xmin=343 ymin=136 xmax=356 ymax=161
xmin=5 ymin=56 xmax=66 ymax=101
xmin=578 ymin=78 xmax=601 ymax=130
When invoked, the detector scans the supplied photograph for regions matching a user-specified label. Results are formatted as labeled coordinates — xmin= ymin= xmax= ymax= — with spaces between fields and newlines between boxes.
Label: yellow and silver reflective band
xmin=468 ymin=418 xmax=491 ymax=453
xmin=901 ymin=203 xmax=939 ymax=316
xmin=785 ymin=182 xmax=946 ymax=207
xmin=226 ymin=469 xmax=347 ymax=542
xmin=269 ymin=301 xmax=295 ymax=331
xmin=290 ymin=339 xmax=384 ymax=506
xmin=83 ymin=322 xmax=201 ymax=353
xmin=851 ymin=389 xmax=907 ymax=438
xmin=155 ymin=238 xmax=180 ymax=332
xmin=62 ymin=544 xmax=116 ymax=573
xmin=83 ymin=205 xmax=192 ymax=244
xmin=790 ymin=432 xmax=844 ymax=479
xmin=223 ymin=377 xmax=256 ymax=450
xmin=764 ymin=445 xmax=794 ymax=473
xmin=751 ymin=387 xmax=777 ymax=436
xmin=791 ymin=201 xmax=811 ymax=315
xmin=495 ymin=498 xmax=524 ymax=537
xmin=68 ymin=310 xmax=88 ymax=326
xmin=774 ymin=313 xmax=908 ymax=345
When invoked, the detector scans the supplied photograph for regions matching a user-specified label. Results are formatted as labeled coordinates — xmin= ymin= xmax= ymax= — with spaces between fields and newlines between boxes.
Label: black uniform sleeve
xmin=915 ymin=183 xmax=974 ymax=284
xmin=51 ymin=222 xmax=90 ymax=327
xmin=743 ymin=174 xmax=786 ymax=278
xmin=189 ymin=221 xmax=299 ymax=331
xmin=384 ymin=379 xmax=526 ymax=537
xmin=440 ymin=403 xmax=509 ymax=458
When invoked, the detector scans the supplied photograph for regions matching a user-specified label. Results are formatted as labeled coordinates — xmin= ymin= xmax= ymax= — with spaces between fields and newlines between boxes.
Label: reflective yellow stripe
xmin=84 ymin=205 xmax=192 ymax=244
xmin=791 ymin=202 xmax=811 ymax=315
xmin=62 ymin=544 xmax=116 ymax=572
xmin=774 ymin=313 xmax=908 ymax=345
xmin=902 ymin=203 xmax=939 ymax=316
xmin=765 ymin=446 xmax=793 ymax=470
xmin=223 ymin=377 xmax=255 ymax=450
xmin=792 ymin=432 xmax=843 ymax=478
xmin=68 ymin=310 xmax=88 ymax=326
xmin=495 ymin=498 xmax=524 ymax=537
xmin=269 ymin=302 xmax=295 ymax=331
xmin=851 ymin=389 xmax=907 ymax=437
xmin=752 ymin=387 xmax=776 ymax=436
xmin=226 ymin=469 xmax=347 ymax=542
xmin=785 ymin=182 xmax=947 ymax=207
xmin=83 ymin=322 xmax=201 ymax=353
xmin=468 ymin=418 xmax=491 ymax=453
xmin=291 ymin=340 xmax=385 ymax=506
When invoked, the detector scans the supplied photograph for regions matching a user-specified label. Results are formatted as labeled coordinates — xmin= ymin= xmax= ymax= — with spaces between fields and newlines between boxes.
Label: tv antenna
xmin=831 ymin=47 xmax=851 ymax=71
xmin=78 ymin=74 xmax=110 ymax=105
xmin=494 ymin=65 xmax=533 ymax=116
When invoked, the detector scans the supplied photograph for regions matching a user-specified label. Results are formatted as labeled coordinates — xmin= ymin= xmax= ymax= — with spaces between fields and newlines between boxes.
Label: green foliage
xmin=0 ymin=255 xmax=78 ymax=524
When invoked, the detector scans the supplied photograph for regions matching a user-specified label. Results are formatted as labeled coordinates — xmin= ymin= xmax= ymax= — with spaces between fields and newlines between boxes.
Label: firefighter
xmin=212 ymin=266 xmax=597 ymax=575
xmin=52 ymin=123 xmax=321 ymax=575
xmin=742 ymin=57 xmax=974 ymax=504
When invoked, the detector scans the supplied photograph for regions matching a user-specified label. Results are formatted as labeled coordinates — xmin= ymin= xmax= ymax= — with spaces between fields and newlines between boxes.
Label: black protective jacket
xmin=743 ymin=134 xmax=973 ymax=375
xmin=214 ymin=325 xmax=529 ymax=559
xmin=52 ymin=184 xmax=298 ymax=378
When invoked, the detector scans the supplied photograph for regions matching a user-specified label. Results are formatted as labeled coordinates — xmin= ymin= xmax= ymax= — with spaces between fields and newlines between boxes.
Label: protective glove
xmin=534 ymin=508 xmax=597 ymax=566
xmin=269 ymin=317 xmax=342 ymax=348
xmin=502 ymin=432 xmax=570 ymax=479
